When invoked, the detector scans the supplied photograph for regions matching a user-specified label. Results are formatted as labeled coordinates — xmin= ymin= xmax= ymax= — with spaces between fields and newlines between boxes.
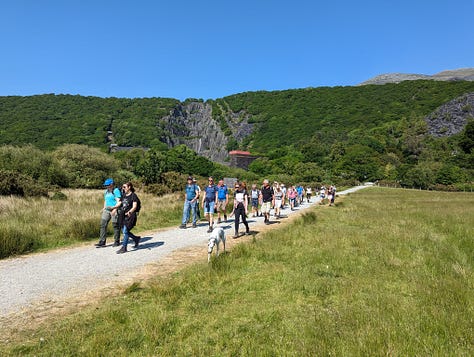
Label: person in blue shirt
xmin=216 ymin=179 xmax=229 ymax=224
xmin=95 ymin=178 xmax=122 ymax=247
xmin=201 ymin=176 xmax=218 ymax=233
xmin=180 ymin=176 xmax=200 ymax=229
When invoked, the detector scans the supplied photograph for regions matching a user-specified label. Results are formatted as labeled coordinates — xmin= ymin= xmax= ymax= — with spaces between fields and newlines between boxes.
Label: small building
xmin=229 ymin=150 xmax=258 ymax=170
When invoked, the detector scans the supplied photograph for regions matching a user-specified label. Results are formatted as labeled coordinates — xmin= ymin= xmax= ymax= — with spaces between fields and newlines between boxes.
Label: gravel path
xmin=0 ymin=186 xmax=368 ymax=319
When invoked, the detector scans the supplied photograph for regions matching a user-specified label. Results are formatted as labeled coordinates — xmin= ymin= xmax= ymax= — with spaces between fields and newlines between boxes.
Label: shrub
xmin=0 ymin=170 xmax=49 ymax=197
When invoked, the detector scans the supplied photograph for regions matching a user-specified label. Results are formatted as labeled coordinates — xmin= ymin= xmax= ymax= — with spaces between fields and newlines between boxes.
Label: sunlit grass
xmin=1 ymin=188 xmax=473 ymax=355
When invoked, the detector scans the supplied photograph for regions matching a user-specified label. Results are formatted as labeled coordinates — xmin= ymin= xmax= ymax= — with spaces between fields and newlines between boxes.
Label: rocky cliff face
xmin=159 ymin=101 xmax=254 ymax=163
xmin=425 ymin=92 xmax=474 ymax=137
xmin=359 ymin=68 xmax=474 ymax=85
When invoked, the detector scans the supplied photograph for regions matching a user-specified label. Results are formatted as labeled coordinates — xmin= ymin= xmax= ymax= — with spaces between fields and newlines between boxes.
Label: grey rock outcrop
xmin=359 ymin=68 xmax=474 ymax=85
xmin=425 ymin=92 xmax=474 ymax=137
xmin=159 ymin=101 xmax=254 ymax=163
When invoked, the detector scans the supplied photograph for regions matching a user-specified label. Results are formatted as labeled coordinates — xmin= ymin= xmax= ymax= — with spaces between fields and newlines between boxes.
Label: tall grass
xmin=0 ymin=190 xmax=183 ymax=258
xmin=2 ymin=188 xmax=473 ymax=355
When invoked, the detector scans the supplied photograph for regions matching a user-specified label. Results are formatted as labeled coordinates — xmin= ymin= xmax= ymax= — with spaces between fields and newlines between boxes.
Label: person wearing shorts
xmin=216 ymin=179 xmax=229 ymax=223
xmin=259 ymin=179 xmax=274 ymax=225
xmin=250 ymin=184 xmax=260 ymax=217
xmin=202 ymin=176 xmax=218 ymax=233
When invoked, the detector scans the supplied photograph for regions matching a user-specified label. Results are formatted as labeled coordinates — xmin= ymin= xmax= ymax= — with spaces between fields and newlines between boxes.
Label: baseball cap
xmin=103 ymin=178 xmax=114 ymax=186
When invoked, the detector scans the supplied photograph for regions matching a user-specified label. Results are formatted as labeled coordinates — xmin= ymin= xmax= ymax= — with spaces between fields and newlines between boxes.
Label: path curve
xmin=0 ymin=186 xmax=368 ymax=320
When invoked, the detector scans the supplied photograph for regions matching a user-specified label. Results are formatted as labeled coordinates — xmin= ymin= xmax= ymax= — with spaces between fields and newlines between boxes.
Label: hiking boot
xmin=113 ymin=241 xmax=121 ymax=247
xmin=95 ymin=242 xmax=105 ymax=247
xmin=133 ymin=236 xmax=141 ymax=248
xmin=192 ymin=223 xmax=197 ymax=228
xmin=116 ymin=246 xmax=127 ymax=254
xmin=245 ymin=230 xmax=250 ymax=235
xmin=179 ymin=224 xmax=186 ymax=229
xmin=224 ymin=214 xmax=227 ymax=221
xmin=207 ymin=226 xmax=213 ymax=233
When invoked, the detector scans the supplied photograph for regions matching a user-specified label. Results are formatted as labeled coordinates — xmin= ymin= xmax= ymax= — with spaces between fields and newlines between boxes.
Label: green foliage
xmin=0 ymin=170 xmax=49 ymax=197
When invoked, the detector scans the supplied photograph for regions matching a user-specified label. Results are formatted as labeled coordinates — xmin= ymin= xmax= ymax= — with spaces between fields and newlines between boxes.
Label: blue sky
xmin=1 ymin=0 xmax=472 ymax=101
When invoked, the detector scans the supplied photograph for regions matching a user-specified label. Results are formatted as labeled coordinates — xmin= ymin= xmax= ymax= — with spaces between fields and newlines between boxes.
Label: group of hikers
xmin=95 ymin=176 xmax=336 ymax=252
xmin=179 ymin=176 xmax=336 ymax=238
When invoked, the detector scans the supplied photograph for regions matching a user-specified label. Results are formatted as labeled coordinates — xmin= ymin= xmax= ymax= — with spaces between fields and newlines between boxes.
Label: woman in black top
xmin=117 ymin=182 xmax=140 ymax=254
xmin=232 ymin=182 xmax=250 ymax=238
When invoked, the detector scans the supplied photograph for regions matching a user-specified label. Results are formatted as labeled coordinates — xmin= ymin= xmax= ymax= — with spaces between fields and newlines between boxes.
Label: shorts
xmin=251 ymin=198 xmax=259 ymax=208
xmin=204 ymin=201 xmax=215 ymax=214
xmin=275 ymin=199 xmax=282 ymax=209
xmin=216 ymin=199 xmax=227 ymax=211
xmin=261 ymin=201 xmax=272 ymax=214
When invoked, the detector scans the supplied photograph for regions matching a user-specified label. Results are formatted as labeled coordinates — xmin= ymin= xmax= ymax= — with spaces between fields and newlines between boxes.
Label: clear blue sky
xmin=1 ymin=0 xmax=472 ymax=101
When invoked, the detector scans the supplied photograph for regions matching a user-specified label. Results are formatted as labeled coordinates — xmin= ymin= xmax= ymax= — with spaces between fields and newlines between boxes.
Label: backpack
xmin=133 ymin=192 xmax=141 ymax=213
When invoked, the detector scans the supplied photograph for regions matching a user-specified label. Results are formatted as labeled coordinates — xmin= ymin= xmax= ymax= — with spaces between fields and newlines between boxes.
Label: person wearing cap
xmin=95 ymin=178 xmax=122 ymax=247
xmin=180 ymin=176 xmax=200 ymax=229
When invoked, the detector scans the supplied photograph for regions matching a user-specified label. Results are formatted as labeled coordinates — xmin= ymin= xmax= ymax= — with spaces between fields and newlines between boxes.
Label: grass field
xmin=0 ymin=190 xmax=183 ymax=258
xmin=1 ymin=188 xmax=473 ymax=356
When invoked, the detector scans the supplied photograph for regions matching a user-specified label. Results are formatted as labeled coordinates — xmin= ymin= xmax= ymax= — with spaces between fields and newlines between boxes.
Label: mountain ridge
xmin=359 ymin=67 xmax=474 ymax=85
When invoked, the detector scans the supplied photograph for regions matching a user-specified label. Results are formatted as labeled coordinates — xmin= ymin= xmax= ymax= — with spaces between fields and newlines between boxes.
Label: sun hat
xmin=103 ymin=178 xmax=114 ymax=186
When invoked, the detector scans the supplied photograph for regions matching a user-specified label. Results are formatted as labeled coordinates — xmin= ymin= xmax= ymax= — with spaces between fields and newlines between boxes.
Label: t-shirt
xmin=204 ymin=185 xmax=218 ymax=202
xmin=104 ymin=188 xmax=121 ymax=208
xmin=251 ymin=189 xmax=260 ymax=199
xmin=274 ymin=191 xmax=284 ymax=200
xmin=122 ymin=192 xmax=138 ymax=213
xmin=185 ymin=184 xmax=198 ymax=200
xmin=234 ymin=189 xmax=247 ymax=207
xmin=217 ymin=185 xmax=228 ymax=200
xmin=261 ymin=186 xmax=274 ymax=202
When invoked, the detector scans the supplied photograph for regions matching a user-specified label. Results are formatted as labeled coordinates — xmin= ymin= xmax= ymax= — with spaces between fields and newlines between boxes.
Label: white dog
xmin=208 ymin=226 xmax=226 ymax=262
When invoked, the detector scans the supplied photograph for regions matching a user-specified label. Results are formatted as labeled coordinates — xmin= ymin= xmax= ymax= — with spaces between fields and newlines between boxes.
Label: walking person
xmin=250 ymin=184 xmax=260 ymax=217
xmin=306 ymin=186 xmax=312 ymax=203
xmin=232 ymin=181 xmax=250 ymax=238
xmin=216 ymin=179 xmax=229 ymax=223
xmin=202 ymin=176 xmax=218 ymax=233
xmin=274 ymin=186 xmax=284 ymax=218
xmin=180 ymin=176 xmax=200 ymax=229
xmin=288 ymin=185 xmax=297 ymax=210
xmin=95 ymin=178 xmax=122 ymax=247
xmin=259 ymin=179 xmax=274 ymax=225
xmin=116 ymin=182 xmax=140 ymax=254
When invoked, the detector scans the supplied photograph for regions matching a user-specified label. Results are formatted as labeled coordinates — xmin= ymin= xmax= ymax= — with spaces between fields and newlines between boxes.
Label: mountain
xmin=359 ymin=68 xmax=474 ymax=85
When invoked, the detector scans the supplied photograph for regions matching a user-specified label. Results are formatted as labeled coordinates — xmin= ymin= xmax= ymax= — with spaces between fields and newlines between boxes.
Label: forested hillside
xmin=0 ymin=80 xmax=473 ymax=191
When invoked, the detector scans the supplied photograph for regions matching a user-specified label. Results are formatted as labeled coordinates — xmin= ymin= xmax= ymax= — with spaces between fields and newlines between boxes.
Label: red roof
xmin=229 ymin=150 xmax=252 ymax=156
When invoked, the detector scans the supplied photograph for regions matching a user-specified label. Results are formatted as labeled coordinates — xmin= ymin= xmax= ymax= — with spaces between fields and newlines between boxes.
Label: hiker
xmin=232 ymin=181 xmax=250 ymax=238
xmin=259 ymin=179 xmax=274 ymax=225
xmin=274 ymin=185 xmax=284 ymax=218
xmin=192 ymin=177 xmax=202 ymax=221
xmin=180 ymin=176 xmax=200 ymax=229
xmin=116 ymin=182 xmax=140 ymax=254
xmin=287 ymin=185 xmax=297 ymax=210
xmin=216 ymin=179 xmax=229 ymax=223
xmin=202 ymin=176 xmax=218 ymax=233
xmin=306 ymin=186 xmax=312 ymax=202
xmin=280 ymin=183 xmax=287 ymax=209
xmin=95 ymin=178 xmax=122 ymax=247
xmin=250 ymin=183 xmax=261 ymax=217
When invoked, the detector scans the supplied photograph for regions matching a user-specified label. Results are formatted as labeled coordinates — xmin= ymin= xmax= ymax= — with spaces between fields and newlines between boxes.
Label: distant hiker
xmin=202 ymin=176 xmax=218 ymax=233
xmin=216 ymin=179 xmax=229 ymax=223
xmin=306 ymin=186 xmax=312 ymax=203
xmin=180 ymin=176 xmax=200 ymax=229
xmin=280 ymin=184 xmax=287 ymax=209
xmin=192 ymin=177 xmax=202 ymax=221
xmin=250 ymin=184 xmax=261 ymax=217
xmin=259 ymin=179 xmax=274 ymax=225
xmin=296 ymin=185 xmax=304 ymax=205
xmin=95 ymin=178 xmax=122 ymax=247
xmin=232 ymin=181 xmax=250 ymax=238
xmin=287 ymin=185 xmax=297 ymax=210
xmin=116 ymin=182 xmax=140 ymax=254
xmin=328 ymin=185 xmax=336 ymax=206
xmin=274 ymin=186 xmax=284 ymax=218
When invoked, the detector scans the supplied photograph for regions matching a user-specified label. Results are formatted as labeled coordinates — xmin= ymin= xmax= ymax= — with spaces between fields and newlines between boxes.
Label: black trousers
xmin=234 ymin=205 xmax=249 ymax=234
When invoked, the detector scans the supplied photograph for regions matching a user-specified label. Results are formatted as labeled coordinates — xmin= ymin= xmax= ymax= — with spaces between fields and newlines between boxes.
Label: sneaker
xmin=133 ymin=236 xmax=141 ymax=248
xmin=245 ymin=231 xmax=250 ymax=235
xmin=179 ymin=224 xmax=186 ymax=229
xmin=233 ymin=234 xmax=239 ymax=239
xmin=192 ymin=223 xmax=197 ymax=228
xmin=265 ymin=220 xmax=270 ymax=225
xmin=217 ymin=218 xmax=221 ymax=224
xmin=207 ymin=227 xmax=213 ymax=233
xmin=116 ymin=246 xmax=127 ymax=254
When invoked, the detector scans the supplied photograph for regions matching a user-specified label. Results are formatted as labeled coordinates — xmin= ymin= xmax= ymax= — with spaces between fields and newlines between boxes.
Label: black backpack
xmin=133 ymin=192 xmax=141 ymax=213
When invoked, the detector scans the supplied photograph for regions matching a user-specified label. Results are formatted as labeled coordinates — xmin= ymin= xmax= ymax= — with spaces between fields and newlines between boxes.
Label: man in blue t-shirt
xmin=180 ymin=176 xmax=200 ymax=229
xmin=95 ymin=178 xmax=122 ymax=247
xmin=201 ymin=176 xmax=218 ymax=233
xmin=216 ymin=179 xmax=229 ymax=224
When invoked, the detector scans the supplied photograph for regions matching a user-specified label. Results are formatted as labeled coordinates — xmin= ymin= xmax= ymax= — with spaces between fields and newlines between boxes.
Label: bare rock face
xmin=359 ymin=68 xmax=474 ymax=85
xmin=425 ymin=93 xmax=474 ymax=137
xmin=159 ymin=101 xmax=253 ymax=163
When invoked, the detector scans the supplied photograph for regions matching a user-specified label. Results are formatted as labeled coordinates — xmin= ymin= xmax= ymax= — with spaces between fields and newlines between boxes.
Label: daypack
xmin=134 ymin=192 xmax=141 ymax=213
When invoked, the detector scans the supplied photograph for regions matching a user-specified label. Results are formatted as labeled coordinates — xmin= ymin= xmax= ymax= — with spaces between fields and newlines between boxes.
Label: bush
xmin=0 ymin=170 xmax=49 ymax=197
